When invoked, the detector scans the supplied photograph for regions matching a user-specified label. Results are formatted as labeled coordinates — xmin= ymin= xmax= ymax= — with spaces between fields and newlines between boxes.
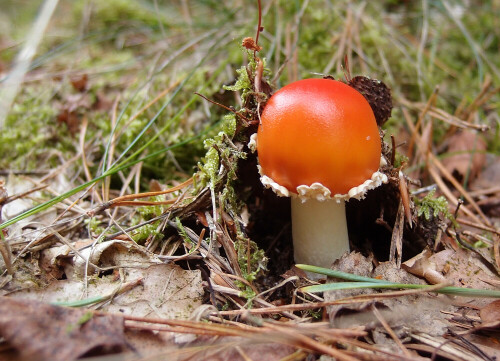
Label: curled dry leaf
xmin=402 ymin=248 xmax=447 ymax=285
xmin=442 ymin=130 xmax=486 ymax=183
xmin=71 ymin=239 xmax=161 ymax=279
xmin=8 ymin=263 xmax=203 ymax=320
xmin=0 ymin=297 xmax=128 ymax=361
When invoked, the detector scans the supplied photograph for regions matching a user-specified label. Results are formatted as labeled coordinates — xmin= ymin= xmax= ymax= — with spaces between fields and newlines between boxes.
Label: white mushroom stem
xmin=291 ymin=197 xmax=349 ymax=269
xmin=259 ymin=171 xmax=388 ymax=275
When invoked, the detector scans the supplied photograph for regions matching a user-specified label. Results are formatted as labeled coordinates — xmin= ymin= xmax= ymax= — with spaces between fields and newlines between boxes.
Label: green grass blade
xmin=0 ymin=122 xmax=219 ymax=231
xmin=302 ymin=281 xmax=500 ymax=298
xmin=106 ymin=31 xmax=229 ymax=173
xmin=298 ymin=265 xmax=500 ymax=298
xmin=51 ymin=296 xmax=105 ymax=308
xmin=296 ymin=264 xmax=392 ymax=283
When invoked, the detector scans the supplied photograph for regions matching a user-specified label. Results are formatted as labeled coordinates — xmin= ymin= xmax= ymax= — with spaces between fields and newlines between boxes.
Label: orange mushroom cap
xmin=257 ymin=78 xmax=381 ymax=196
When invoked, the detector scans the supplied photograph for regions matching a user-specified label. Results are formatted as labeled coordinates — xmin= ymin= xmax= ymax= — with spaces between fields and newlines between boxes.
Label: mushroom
xmin=254 ymin=78 xmax=387 ymax=269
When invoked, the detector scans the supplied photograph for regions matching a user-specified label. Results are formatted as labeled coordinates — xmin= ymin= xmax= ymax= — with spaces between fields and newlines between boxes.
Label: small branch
xmin=194 ymin=92 xmax=254 ymax=125
xmin=88 ymin=178 xmax=193 ymax=216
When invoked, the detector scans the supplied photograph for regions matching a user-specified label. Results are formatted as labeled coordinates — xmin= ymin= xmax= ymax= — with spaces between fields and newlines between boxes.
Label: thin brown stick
xmin=457 ymin=218 xmax=500 ymax=236
xmin=255 ymin=0 xmax=262 ymax=50
xmin=2 ymin=184 xmax=48 ymax=205
xmin=402 ymin=108 xmax=489 ymax=225
xmin=88 ymin=177 xmax=193 ymax=216
xmin=214 ymin=282 xmax=451 ymax=317
xmin=371 ymin=305 xmax=413 ymax=358
xmin=195 ymin=92 xmax=253 ymax=124
xmin=108 ymin=199 xmax=178 ymax=208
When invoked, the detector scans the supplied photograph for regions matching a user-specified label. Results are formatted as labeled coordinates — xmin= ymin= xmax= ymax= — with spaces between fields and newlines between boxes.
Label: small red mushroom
xmin=253 ymin=78 xmax=387 ymax=271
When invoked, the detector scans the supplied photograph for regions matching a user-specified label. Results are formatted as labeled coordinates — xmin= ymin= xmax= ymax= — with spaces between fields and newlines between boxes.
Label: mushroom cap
xmin=257 ymin=78 xmax=382 ymax=196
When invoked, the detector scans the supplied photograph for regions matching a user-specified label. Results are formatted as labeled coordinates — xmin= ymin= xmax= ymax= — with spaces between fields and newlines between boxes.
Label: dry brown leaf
xmin=70 ymin=73 xmax=88 ymax=92
xmin=402 ymin=248 xmax=447 ymax=284
xmin=442 ymin=131 xmax=486 ymax=183
xmin=57 ymin=108 xmax=81 ymax=135
xmin=6 ymin=263 xmax=203 ymax=320
xmin=431 ymin=248 xmax=499 ymax=307
xmin=324 ymin=253 xmax=459 ymax=338
xmin=0 ymin=297 xmax=128 ymax=361
xmin=471 ymin=158 xmax=500 ymax=191
xmin=480 ymin=299 xmax=500 ymax=323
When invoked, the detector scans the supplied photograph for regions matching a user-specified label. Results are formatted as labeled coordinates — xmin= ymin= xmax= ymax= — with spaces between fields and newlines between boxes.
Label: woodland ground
xmin=0 ymin=1 xmax=499 ymax=360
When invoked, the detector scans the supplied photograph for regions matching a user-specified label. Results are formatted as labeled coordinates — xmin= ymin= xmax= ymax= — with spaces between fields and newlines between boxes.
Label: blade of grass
xmin=0 ymin=120 xmax=220 ymax=232
xmin=101 ymin=28 xmax=223 ymax=174
xmin=111 ymin=55 xmax=229 ymax=172
xmin=296 ymin=264 xmax=392 ymax=283
xmin=0 ymin=0 xmax=59 ymax=129
xmin=301 ymin=281 xmax=500 ymax=298
xmin=297 ymin=264 xmax=500 ymax=298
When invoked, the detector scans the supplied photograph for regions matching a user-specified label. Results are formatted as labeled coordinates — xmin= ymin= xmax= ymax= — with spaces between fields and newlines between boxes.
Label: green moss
xmin=235 ymin=237 xmax=267 ymax=284
xmin=174 ymin=217 xmax=195 ymax=247
xmin=72 ymin=0 xmax=168 ymax=31
xmin=414 ymin=189 xmax=457 ymax=226
xmin=84 ymin=217 xmax=105 ymax=236
xmin=0 ymin=86 xmax=73 ymax=170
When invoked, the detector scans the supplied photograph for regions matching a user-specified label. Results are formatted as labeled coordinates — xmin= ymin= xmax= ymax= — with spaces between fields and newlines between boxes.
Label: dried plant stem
xmin=214 ymin=283 xmax=453 ymax=317
xmin=371 ymin=305 xmax=413 ymax=358
xmin=457 ymin=218 xmax=500 ymax=236
xmin=402 ymin=108 xmax=490 ymax=226
xmin=88 ymin=178 xmax=193 ymax=216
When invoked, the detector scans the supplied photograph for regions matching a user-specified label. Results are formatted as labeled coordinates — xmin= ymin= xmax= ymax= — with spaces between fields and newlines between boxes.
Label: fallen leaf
xmin=57 ymin=108 xmax=81 ymax=135
xmin=430 ymin=248 xmax=499 ymax=307
xmin=0 ymin=297 xmax=128 ymax=361
xmin=56 ymin=93 xmax=92 ymax=135
xmin=70 ymin=73 xmax=88 ymax=92
xmin=6 ymin=263 xmax=203 ymax=320
xmin=471 ymin=158 xmax=500 ymax=217
xmin=402 ymin=248 xmax=447 ymax=284
xmin=325 ymin=253 xmax=455 ymax=338
xmin=480 ymin=300 xmax=500 ymax=323
xmin=442 ymin=131 xmax=486 ymax=183
xmin=93 ymin=90 xmax=115 ymax=111
xmin=471 ymin=158 xmax=500 ymax=191
xmin=71 ymin=239 xmax=161 ymax=279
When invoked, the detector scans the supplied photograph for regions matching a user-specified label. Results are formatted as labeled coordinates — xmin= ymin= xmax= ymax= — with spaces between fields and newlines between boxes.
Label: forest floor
xmin=0 ymin=1 xmax=499 ymax=360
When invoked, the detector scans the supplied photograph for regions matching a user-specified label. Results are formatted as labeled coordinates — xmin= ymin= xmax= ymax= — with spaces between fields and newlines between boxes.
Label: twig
xmin=88 ymin=178 xmax=193 ymax=216
xmin=456 ymin=218 xmax=500 ymax=236
xmin=194 ymin=92 xmax=253 ymax=125
xmin=2 ymin=184 xmax=48 ymax=205
xmin=371 ymin=305 xmax=413 ymax=358
xmin=214 ymin=283 xmax=453 ymax=317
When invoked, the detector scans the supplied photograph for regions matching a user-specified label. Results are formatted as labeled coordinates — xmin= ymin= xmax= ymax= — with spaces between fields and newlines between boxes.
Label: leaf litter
xmin=1 ymin=1 xmax=500 ymax=360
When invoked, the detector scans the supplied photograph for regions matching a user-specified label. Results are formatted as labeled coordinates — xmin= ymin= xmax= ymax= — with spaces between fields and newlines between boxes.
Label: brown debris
xmin=241 ymin=37 xmax=262 ymax=52
xmin=480 ymin=300 xmax=500 ymax=323
xmin=69 ymin=73 xmax=88 ymax=92
xmin=442 ymin=130 xmax=487 ymax=184
xmin=348 ymin=76 xmax=393 ymax=126
xmin=0 ymin=297 xmax=128 ymax=361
